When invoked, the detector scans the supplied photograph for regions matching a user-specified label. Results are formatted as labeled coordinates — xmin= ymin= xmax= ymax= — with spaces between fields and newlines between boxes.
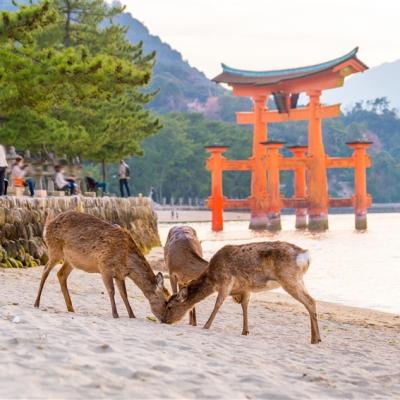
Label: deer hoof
xmin=242 ymin=330 xmax=250 ymax=336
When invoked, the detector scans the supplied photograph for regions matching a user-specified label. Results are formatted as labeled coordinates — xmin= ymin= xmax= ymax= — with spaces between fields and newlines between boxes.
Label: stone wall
xmin=0 ymin=196 xmax=160 ymax=268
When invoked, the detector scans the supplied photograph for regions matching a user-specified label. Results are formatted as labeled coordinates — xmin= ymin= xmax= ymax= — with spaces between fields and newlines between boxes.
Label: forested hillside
xmin=103 ymin=99 xmax=400 ymax=204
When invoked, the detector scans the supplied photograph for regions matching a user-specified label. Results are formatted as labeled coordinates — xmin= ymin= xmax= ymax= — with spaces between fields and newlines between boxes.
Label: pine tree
xmin=0 ymin=0 xmax=161 ymax=174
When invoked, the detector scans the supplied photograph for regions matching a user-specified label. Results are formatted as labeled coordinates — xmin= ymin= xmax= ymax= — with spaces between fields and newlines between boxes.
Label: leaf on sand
xmin=146 ymin=316 xmax=157 ymax=322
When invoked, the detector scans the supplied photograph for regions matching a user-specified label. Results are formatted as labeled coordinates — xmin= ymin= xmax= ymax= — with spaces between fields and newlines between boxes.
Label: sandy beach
xmin=0 ymin=260 xmax=399 ymax=399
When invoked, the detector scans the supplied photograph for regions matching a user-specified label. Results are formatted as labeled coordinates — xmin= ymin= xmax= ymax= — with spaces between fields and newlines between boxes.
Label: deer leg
xmin=203 ymin=283 xmax=231 ymax=330
xmin=170 ymin=274 xmax=178 ymax=294
xmin=101 ymin=273 xmax=119 ymax=318
xmin=281 ymin=280 xmax=321 ymax=344
xmin=177 ymin=282 xmax=195 ymax=326
xmin=240 ymin=292 xmax=251 ymax=335
xmin=57 ymin=261 xmax=75 ymax=312
xmin=190 ymin=307 xmax=197 ymax=326
xmin=34 ymin=257 xmax=59 ymax=308
xmin=115 ymin=278 xmax=135 ymax=318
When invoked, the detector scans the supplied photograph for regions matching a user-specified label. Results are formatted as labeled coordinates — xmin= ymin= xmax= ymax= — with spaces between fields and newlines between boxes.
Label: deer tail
xmin=296 ymin=250 xmax=310 ymax=272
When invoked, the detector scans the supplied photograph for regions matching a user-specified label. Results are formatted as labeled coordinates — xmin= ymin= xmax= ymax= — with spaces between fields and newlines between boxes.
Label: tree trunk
xmin=101 ymin=160 xmax=106 ymax=183
xmin=65 ymin=0 xmax=71 ymax=47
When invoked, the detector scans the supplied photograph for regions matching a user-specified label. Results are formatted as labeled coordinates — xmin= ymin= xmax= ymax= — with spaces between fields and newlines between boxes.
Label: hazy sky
xmin=124 ymin=0 xmax=399 ymax=79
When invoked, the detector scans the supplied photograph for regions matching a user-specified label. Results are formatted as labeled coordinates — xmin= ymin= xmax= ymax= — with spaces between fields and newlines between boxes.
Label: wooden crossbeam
xmin=216 ymin=155 xmax=370 ymax=172
xmin=327 ymin=156 xmax=371 ymax=169
xmin=223 ymin=199 xmax=250 ymax=209
xmin=236 ymin=104 xmax=341 ymax=125
xmin=279 ymin=157 xmax=307 ymax=170
xmin=222 ymin=160 xmax=252 ymax=171
xmin=219 ymin=197 xmax=356 ymax=210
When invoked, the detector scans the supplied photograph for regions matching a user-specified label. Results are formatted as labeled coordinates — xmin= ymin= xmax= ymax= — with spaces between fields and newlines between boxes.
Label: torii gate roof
xmin=213 ymin=48 xmax=368 ymax=91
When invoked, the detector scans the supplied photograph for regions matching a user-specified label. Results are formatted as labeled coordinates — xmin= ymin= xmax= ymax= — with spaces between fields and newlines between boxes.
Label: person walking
xmin=0 ymin=144 xmax=8 ymax=196
xmin=118 ymin=160 xmax=131 ymax=197
xmin=11 ymin=156 xmax=35 ymax=196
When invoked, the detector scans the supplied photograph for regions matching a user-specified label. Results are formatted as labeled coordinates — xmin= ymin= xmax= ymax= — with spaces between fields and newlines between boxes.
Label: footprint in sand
xmin=150 ymin=339 xmax=167 ymax=347
xmin=94 ymin=344 xmax=113 ymax=353
xmin=130 ymin=370 xmax=156 ymax=381
xmin=7 ymin=338 xmax=19 ymax=346
xmin=151 ymin=365 xmax=173 ymax=373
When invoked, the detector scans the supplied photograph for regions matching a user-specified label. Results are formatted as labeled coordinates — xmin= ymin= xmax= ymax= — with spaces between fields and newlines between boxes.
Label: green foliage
xmin=0 ymin=0 xmax=160 ymax=163
xmin=105 ymin=113 xmax=253 ymax=199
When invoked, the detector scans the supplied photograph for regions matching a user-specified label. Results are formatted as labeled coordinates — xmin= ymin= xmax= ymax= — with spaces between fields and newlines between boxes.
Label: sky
xmin=123 ymin=0 xmax=400 ymax=79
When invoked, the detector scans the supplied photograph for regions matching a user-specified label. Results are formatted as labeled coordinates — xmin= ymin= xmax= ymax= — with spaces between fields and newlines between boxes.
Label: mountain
xmin=116 ymin=13 xmax=252 ymax=117
xmin=323 ymin=59 xmax=400 ymax=112
xmin=116 ymin=13 xmax=223 ymax=114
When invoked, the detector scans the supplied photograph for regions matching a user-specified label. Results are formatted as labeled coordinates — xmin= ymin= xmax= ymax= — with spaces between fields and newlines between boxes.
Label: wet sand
xmin=156 ymin=209 xmax=250 ymax=223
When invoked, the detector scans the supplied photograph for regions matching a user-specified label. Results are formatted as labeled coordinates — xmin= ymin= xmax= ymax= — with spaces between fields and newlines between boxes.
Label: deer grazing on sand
xmin=34 ymin=211 xmax=170 ymax=320
xmin=164 ymin=226 xmax=208 ymax=326
xmin=162 ymin=241 xmax=321 ymax=344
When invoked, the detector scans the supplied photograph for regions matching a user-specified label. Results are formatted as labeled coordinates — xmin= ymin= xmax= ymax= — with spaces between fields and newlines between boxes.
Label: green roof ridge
xmin=221 ymin=48 xmax=359 ymax=78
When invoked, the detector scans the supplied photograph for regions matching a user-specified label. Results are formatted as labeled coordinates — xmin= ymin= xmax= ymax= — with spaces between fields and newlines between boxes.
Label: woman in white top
xmin=0 ymin=144 xmax=8 ymax=196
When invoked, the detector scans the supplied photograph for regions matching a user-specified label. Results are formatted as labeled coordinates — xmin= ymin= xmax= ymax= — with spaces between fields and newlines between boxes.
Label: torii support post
xmin=347 ymin=141 xmax=372 ymax=230
xmin=249 ymin=96 xmax=269 ymax=230
xmin=307 ymin=91 xmax=329 ymax=232
xmin=287 ymin=145 xmax=308 ymax=229
xmin=261 ymin=141 xmax=285 ymax=232
xmin=205 ymin=145 xmax=229 ymax=232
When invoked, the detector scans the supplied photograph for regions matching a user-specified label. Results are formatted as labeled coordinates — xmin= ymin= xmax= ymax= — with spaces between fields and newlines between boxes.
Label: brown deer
xmin=34 ymin=211 xmax=170 ymax=320
xmin=164 ymin=226 xmax=208 ymax=326
xmin=162 ymin=241 xmax=321 ymax=344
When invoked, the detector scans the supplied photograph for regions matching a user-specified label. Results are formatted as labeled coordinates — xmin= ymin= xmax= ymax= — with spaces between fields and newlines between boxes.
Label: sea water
xmin=159 ymin=213 xmax=400 ymax=315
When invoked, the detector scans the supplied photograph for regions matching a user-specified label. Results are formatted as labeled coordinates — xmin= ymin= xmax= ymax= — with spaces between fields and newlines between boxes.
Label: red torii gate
xmin=206 ymin=48 xmax=371 ymax=232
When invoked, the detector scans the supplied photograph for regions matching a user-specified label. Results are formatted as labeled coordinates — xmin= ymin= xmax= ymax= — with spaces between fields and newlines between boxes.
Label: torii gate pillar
xmin=307 ymin=91 xmax=329 ymax=232
xmin=205 ymin=145 xmax=229 ymax=232
xmin=288 ymin=145 xmax=308 ymax=229
xmin=347 ymin=141 xmax=372 ymax=230
xmin=249 ymin=96 xmax=269 ymax=230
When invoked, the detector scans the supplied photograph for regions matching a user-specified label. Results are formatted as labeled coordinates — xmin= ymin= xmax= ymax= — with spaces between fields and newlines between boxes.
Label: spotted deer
xmin=164 ymin=226 xmax=208 ymax=325
xmin=34 ymin=211 xmax=170 ymax=320
xmin=162 ymin=241 xmax=321 ymax=344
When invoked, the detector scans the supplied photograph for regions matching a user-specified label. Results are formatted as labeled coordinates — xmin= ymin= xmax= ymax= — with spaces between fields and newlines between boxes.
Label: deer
xmin=164 ymin=226 xmax=208 ymax=326
xmin=162 ymin=241 xmax=321 ymax=344
xmin=34 ymin=211 xmax=171 ymax=320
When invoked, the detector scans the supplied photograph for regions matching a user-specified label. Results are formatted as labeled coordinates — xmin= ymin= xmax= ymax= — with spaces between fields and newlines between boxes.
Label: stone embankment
xmin=0 ymin=196 xmax=160 ymax=268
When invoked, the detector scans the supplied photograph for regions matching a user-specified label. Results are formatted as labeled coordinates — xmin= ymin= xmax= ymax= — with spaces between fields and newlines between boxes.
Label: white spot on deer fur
xmin=296 ymin=251 xmax=310 ymax=269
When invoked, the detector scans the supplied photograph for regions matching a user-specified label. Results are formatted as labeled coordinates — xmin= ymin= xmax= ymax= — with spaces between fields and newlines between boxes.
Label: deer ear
xmin=177 ymin=287 xmax=188 ymax=302
xmin=155 ymin=272 xmax=164 ymax=289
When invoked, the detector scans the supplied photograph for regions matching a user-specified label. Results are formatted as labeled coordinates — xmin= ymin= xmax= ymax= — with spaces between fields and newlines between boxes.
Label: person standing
xmin=11 ymin=156 xmax=35 ymax=196
xmin=0 ymin=144 xmax=8 ymax=196
xmin=118 ymin=160 xmax=131 ymax=197
xmin=149 ymin=186 xmax=157 ymax=203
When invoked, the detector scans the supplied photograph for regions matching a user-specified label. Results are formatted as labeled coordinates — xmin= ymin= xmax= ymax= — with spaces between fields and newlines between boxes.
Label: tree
xmin=0 ymin=0 xmax=161 ymax=176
